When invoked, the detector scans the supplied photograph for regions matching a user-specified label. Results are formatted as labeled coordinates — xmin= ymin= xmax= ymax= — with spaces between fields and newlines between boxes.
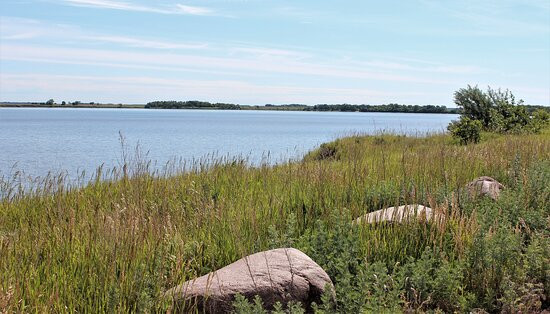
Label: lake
xmin=0 ymin=108 xmax=458 ymax=181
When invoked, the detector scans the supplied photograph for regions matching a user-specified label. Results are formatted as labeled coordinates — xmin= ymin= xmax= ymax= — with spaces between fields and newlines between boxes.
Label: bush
xmin=454 ymin=85 xmax=493 ymax=128
xmin=452 ymin=85 xmax=547 ymax=136
xmin=528 ymin=109 xmax=550 ymax=133
xmin=447 ymin=116 xmax=482 ymax=144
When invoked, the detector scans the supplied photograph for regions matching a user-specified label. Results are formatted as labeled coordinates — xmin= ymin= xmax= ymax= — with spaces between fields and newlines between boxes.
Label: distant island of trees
xmin=2 ymin=100 xmax=548 ymax=114
xmin=145 ymin=101 xmax=463 ymax=113
xmin=145 ymin=101 xmax=240 ymax=110
xmin=304 ymin=103 xmax=458 ymax=113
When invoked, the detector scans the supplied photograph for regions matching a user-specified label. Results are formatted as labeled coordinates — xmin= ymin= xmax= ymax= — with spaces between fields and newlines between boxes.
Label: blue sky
xmin=0 ymin=0 xmax=549 ymax=105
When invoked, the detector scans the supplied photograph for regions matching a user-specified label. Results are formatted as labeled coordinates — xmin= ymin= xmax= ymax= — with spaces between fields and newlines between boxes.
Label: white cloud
xmin=175 ymin=4 xmax=211 ymax=15
xmin=0 ymin=44 xmax=453 ymax=84
xmin=350 ymin=60 xmax=485 ymax=75
xmin=84 ymin=35 xmax=208 ymax=49
xmin=0 ymin=17 xmax=208 ymax=50
xmin=2 ymin=32 xmax=38 ymax=40
xmin=230 ymin=47 xmax=310 ymax=59
xmin=0 ymin=17 xmax=487 ymax=78
xmin=59 ymin=0 xmax=215 ymax=15
xmin=419 ymin=0 xmax=550 ymax=37
xmin=0 ymin=73 xmax=430 ymax=104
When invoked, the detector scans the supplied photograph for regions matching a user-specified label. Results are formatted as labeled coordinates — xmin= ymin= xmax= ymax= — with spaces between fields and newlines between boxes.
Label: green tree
xmin=46 ymin=99 xmax=55 ymax=106
xmin=447 ymin=116 xmax=482 ymax=145
xmin=528 ymin=109 xmax=550 ymax=133
xmin=453 ymin=85 xmax=492 ymax=128
xmin=452 ymin=85 xmax=544 ymax=135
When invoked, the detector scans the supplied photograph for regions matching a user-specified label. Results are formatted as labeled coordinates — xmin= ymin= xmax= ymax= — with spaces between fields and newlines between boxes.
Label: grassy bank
xmin=1 ymin=131 xmax=549 ymax=312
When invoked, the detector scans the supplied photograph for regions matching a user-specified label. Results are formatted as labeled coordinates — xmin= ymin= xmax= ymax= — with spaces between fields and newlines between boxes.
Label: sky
xmin=0 ymin=0 xmax=549 ymax=105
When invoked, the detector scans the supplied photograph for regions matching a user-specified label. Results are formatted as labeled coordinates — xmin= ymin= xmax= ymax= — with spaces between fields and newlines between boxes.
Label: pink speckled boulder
xmin=165 ymin=248 xmax=333 ymax=313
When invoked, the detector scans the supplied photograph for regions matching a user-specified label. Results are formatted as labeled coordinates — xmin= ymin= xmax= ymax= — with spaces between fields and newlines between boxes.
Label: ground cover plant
xmin=1 ymin=129 xmax=549 ymax=313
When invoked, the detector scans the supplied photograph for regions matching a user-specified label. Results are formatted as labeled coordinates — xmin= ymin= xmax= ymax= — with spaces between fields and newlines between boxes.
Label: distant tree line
xmin=145 ymin=101 xmax=241 ymax=110
xmin=304 ymin=103 xmax=459 ymax=114
xmin=144 ymin=100 xmax=550 ymax=114
xmin=265 ymin=104 xmax=309 ymax=108
xmin=145 ymin=101 xmax=459 ymax=113
xmin=42 ymin=99 xmax=92 ymax=106
xmin=448 ymin=85 xmax=550 ymax=144
xmin=521 ymin=104 xmax=550 ymax=113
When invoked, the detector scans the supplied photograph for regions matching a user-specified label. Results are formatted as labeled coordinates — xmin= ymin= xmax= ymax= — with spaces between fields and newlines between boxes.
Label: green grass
xmin=1 ymin=131 xmax=549 ymax=312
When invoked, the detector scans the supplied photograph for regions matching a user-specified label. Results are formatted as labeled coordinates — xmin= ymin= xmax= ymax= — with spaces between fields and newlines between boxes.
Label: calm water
xmin=0 ymin=108 xmax=457 ymax=181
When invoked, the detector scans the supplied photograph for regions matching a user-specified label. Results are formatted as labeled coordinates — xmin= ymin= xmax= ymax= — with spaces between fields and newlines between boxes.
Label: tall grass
xmin=1 ymin=131 xmax=549 ymax=312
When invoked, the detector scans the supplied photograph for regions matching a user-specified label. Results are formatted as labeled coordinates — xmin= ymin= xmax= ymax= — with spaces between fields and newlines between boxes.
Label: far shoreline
xmin=0 ymin=102 xmax=462 ymax=114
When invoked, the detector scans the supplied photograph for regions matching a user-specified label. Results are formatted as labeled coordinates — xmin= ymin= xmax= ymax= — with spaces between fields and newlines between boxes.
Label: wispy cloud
xmin=0 ymin=73 xmax=432 ymax=104
xmin=0 ymin=43 xmax=456 ymax=85
xmin=230 ymin=47 xmax=310 ymax=59
xmin=419 ymin=0 xmax=550 ymax=36
xmin=1 ymin=32 xmax=38 ymax=40
xmin=175 ymin=4 xmax=211 ymax=15
xmin=59 ymin=0 xmax=215 ymax=15
xmin=0 ymin=17 xmax=208 ymax=50
xmin=84 ymin=35 xmax=208 ymax=49
xmin=347 ymin=60 xmax=486 ymax=75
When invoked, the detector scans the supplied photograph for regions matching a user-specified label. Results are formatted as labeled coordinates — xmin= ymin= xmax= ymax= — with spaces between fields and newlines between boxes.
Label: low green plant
xmin=232 ymin=294 xmax=305 ymax=314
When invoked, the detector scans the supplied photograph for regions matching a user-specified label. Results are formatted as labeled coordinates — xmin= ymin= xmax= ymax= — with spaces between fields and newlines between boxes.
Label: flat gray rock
xmin=165 ymin=248 xmax=333 ymax=313
xmin=466 ymin=176 xmax=504 ymax=200
xmin=355 ymin=204 xmax=438 ymax=224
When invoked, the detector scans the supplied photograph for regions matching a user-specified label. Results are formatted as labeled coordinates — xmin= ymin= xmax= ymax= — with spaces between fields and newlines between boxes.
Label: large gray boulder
xmin=355 ymin=204 xmax=438 ymax=224
xmin=466 ymin=176 xmax=504 ymax=200
xmin=165 ymin=248 xmax=333 ymax=313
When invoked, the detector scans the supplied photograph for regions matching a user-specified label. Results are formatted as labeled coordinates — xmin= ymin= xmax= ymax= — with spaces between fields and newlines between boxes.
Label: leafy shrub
xmin=454 ymin=85 xmax=493 ymax=128
xmin=447 ymin=116 xmax=482 ymax=144
xmin=452 ymin=85 xmax=548 ymax=136
xmin=528 ymin=109 xmax=550 ymax=133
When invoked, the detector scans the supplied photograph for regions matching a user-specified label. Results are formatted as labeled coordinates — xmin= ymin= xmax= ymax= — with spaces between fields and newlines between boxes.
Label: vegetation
xmin=1 ymin=126 xmax=549 ymax=312
xmin=4 ymin=99 xmax=548 ymax=116
xmin=240 ymin=104 xmax=310 ymax=111
xmin=145 ymin=100 xmax=241 ymax=110
xmin=143 ymin=101 xmax=461 ymax=113
xmin=449 ymin=86 xmax=550 ymax=144
xmin=447 ymin=116 xmax=482 ymax=144
xmin=305 ymin=103 xmax=458 ymax=114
